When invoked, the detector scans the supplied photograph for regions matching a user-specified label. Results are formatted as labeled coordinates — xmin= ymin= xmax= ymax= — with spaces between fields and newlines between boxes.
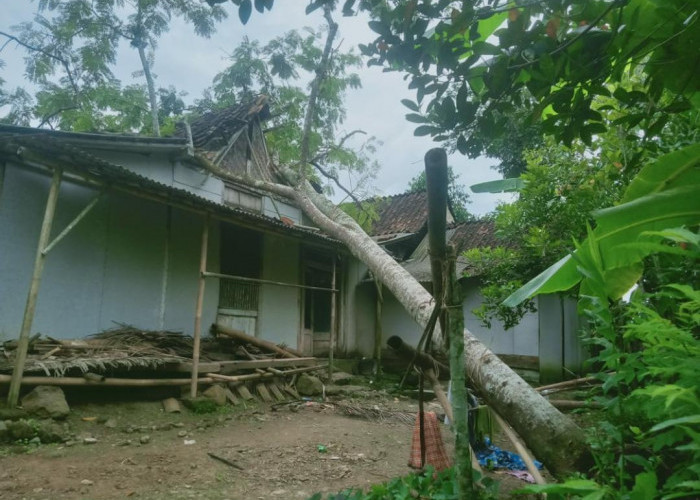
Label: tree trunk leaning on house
xmin=200 ymin=157 xmax=591 ymax=477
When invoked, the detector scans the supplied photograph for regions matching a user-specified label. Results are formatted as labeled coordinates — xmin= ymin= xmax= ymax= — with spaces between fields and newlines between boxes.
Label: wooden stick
xmin=424 ymin=369 xmax=483 ymax=475
xmin=536 ymin=376 xmax=600 ymax=393
xmin=39 ymin=346 xmax=61 ymax=360
xmin=207 ymin=452 xmax=244 ymax=470
xmin=491 ymin=411 xmax=546 ymax=486
xmin=214 ymin=324 xmax=298 ymax=359
xmin=190 ymin=213 xmax=210 ymax=398
xmin=0 ymin=374 xmax=213 ymax=386
xmin=206 ymin=364 xmax=326 ymax=383
xmin=8 ymin=167 xmax=62 ymax=408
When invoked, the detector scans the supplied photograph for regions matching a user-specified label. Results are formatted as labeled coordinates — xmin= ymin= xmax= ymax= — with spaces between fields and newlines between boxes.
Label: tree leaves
xmin=504 ymin=143 xmax=700 ymax=306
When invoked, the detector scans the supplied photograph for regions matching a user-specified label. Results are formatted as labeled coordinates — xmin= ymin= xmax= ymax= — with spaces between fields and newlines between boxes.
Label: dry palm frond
xmin=333 ymin=402 xmax=415 ymax=425
xmin=27 ymin=355 xmax=184 ymax=377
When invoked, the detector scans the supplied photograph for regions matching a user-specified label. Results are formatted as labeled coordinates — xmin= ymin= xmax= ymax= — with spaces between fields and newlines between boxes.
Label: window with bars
xmin=219 ymin=279 xmax=259 ymax=311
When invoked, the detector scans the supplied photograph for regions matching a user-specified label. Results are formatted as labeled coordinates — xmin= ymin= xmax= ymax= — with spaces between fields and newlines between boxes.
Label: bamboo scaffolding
xmin=328 ymin=257 xmax=336 ymax=379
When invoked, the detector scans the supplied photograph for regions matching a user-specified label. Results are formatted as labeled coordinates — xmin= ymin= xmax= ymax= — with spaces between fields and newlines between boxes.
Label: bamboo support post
xmin=0 ymin=374 xmax=214 ymax=386
xmin=214 ymin=324 xmax=298 ymax=359
xmin=491 ymin=411 xmax=547 ymax=486
xmin=328 ymin=257 xmax=337 ymax=379
xmin=7 ymin=167 xmax=62 ymax=408
xmin=190 ymin=213 xmax=210 ymax=398
xmin=373 ymin=279 xmax=383 ymax=376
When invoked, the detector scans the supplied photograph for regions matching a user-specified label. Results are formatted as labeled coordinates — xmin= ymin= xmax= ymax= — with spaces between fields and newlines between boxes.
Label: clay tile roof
xmin=449 ymin=219 xmax=503 ymax=253
xmin=176 ymin=95 xmax=271 ymax=150
xmin=369 ymin=191 xmax=430 ymax=236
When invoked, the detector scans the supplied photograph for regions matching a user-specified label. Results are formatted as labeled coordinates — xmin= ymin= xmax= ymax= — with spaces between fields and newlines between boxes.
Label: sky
xmin=1 ymin=1 xmax=515 ymax=215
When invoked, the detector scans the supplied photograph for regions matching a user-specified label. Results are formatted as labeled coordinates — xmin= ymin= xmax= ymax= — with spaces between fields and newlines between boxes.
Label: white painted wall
xmin=0 ymin=162 xmax=220 ymax=341
xmin=256 ymin=233 xmax=301 ymax=348
xmin=350 ymin=275 xmax=539 ymax=357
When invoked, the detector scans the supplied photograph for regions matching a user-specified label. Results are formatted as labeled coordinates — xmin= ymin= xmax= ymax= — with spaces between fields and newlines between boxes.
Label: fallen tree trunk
xmin=199 ymin=158 xmax=591 ymax=476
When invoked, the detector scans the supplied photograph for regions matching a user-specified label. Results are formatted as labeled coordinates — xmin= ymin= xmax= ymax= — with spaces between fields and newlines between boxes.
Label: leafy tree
xmin=202 ymin=23 xmax=379 ymax=198
xmin=1 ymin=0 xmax=226 ymax=133
xmin=351 ymin=0 xmax=698 ymax=155
xmin=407 ymin=166 xmax=473 ymax=222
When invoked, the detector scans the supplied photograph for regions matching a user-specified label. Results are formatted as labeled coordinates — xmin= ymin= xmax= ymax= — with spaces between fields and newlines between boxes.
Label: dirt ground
xmin=0 ymin=385 xmax=542 ymax=499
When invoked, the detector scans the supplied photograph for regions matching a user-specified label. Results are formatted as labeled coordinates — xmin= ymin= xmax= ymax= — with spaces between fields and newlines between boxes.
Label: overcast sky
xmin=1 ymin=1 xmax=514 ymax=215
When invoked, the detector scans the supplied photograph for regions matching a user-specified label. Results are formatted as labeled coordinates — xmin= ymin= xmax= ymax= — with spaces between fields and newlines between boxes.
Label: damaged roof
xmin=176 ymin=95 xmax=271 ymax=150
xmin=0 ymin=125 xmax=337 ymax=246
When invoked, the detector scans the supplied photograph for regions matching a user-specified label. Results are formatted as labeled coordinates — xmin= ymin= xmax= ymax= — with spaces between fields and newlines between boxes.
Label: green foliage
xmin=2 ymin=0 xmax=226 ymax=131
xmin=505 ymin=143 xmax=700 ymax=307
xmin=407 ymin=166 xmax=473 ymax=222
xmin=308 ymin=466 xmax=498 ymax=500
xmin=353 ymin=0 xmax=699 ymax=156
xmin=517 ymin=257 xmax=700 ymax=499
xmin=467 ymin=137 xmax=630 ymax=327
xmin=203 ymin=23 xmax=378 ymax=197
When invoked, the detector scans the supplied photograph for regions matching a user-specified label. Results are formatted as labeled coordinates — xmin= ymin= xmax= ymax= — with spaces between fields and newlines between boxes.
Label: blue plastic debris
xmin=475 ymin=437 xmax=543 ymax=471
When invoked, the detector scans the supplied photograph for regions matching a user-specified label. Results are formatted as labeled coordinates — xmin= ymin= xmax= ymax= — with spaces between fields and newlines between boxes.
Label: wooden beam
xmin=7 ymin=167 xmax=62 ymax=408
xmin=214 ymin=324 xmax=299 ymax=359
xmin=190 ymin=213 xmax=210 ymax=398
xmin=206 ymin=364 xmax=327 ymax=383
xmin=0 ymin=374 xmax=213 ymax=387
xmin=42 ymin=190 xmax=103 ymax=255
xmin=167 ymin=357 xmax=319 ymax=374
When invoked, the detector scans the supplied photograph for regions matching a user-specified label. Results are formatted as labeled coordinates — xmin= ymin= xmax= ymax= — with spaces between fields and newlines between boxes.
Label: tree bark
xmin=137 ymin=43 xmax=160 ymax=137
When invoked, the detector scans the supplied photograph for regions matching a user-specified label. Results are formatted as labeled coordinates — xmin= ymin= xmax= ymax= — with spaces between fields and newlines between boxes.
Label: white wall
xmin=350 ymin=276 xmax=539 ymax=357
xmin=0 ymin=162 xmax=220 ymax=341
xmin=256 ymin=233 xmax=301 ymax=348
xmin=462 ymin=279 xmax=539 ymax=356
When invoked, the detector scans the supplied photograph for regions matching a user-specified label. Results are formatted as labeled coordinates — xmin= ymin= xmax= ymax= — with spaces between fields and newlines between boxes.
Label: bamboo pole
xmin=206 ymin=364 xmax=326 ymax=383
xmin=424 ymin=368 xmax=483 ymax=475
xmin=536 ymin=376 xmax=600 ymax=393
xmin=328 ymin=257 xmax=337 ymax=379
xmin=373 ymin=279 xmax=383 ymax=377
xmin=190 ymin=213 xmax=210 ymax=398
xmin=41 ymin=190 xmax=103 ymax=255
xmin=0 ymin=374 xmax=213 ymax=387
xmin=203 ymin=271 xmax=339 ymax=293
xmin=214 ymin=324 xmax=299 ymax=359
xmin=7 ymin=167 xmax=62 ymax=408
xmin=491 ymin=411 xmax=547 ymax=486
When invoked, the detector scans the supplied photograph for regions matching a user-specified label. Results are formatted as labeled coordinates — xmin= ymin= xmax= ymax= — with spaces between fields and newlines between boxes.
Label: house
xmin=351 ymin=202 xmax=585 ymax=382
xmin=0 ymin=97 xmax=350 ymax=363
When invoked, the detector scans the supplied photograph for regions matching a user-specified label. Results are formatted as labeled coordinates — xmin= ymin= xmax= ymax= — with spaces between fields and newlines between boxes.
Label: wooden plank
xmin=224 ymin=387 xmax=239 ymax=405
xmin=235 ymin=385 xmax=254 ymax=401
xmin=0 ymin=374 xmax=213 ymax=387
xmin=165 ymin=361 xmax=222 ymax=374
xmin=255 ymin=383 xmax=273 ymax=402
xmin=283 ymin=384 xmax=300 ymax=399
xmin=268 ymin=383 xmax=286 ymax=402
xmin=206 ymin=364 xmax=326 ymax=383
xmin=214 ymin=324 xmax=298 ymax=358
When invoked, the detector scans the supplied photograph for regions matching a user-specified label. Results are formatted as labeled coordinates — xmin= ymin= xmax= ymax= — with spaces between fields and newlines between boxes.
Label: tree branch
xmin=0 ymin=30 xmax=79 ymax=95
xmin=310 ymin=160 xmax=363 ymax=209
xmin=300 ymin=5 xmax=338 ymax=167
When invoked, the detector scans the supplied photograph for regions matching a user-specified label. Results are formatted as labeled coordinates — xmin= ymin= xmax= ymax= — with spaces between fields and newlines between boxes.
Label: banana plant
xmin=504 ymin=142 xmax=700 ymax=307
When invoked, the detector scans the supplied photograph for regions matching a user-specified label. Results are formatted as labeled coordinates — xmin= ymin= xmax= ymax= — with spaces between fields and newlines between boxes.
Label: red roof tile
xmin=370 ymin=191 xmax=430 ymax=236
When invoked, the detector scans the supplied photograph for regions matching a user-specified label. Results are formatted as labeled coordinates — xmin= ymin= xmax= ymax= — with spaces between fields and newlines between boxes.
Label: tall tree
xmin=1 ymin=0 xmax=226 ymax=133
xmin=202 ymin=15 xmax=378 ymax=200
